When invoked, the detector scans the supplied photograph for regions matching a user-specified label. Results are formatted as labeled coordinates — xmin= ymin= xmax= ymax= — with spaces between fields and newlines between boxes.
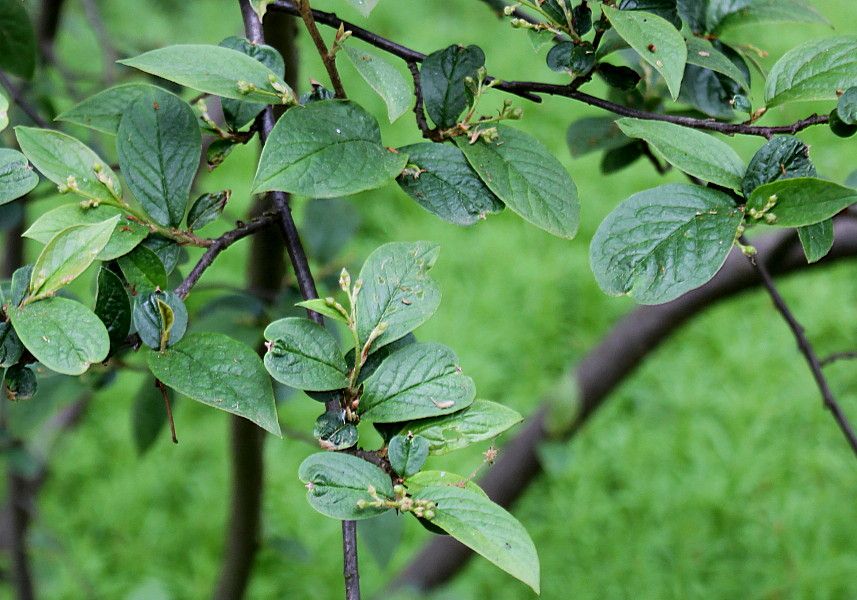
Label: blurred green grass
xmin=3 ymin=1 xmax=857 ymax=598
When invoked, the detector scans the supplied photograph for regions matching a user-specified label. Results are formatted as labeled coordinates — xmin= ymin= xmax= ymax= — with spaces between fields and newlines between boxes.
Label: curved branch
xmin=392 ymin=220 xmax=857 ymax=591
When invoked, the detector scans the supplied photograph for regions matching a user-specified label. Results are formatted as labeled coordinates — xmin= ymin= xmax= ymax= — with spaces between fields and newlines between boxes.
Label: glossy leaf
xmin=133 ymin=290 xmax=188 ymax=350
xmin=566 ymin=117 xmax=629 ymax=158
xmin=797 ymin=219 xmax=834 ymax=264
xmin=15 ymin=128 xmax=121 ymax=203
xmin=747 ymin=178 xmax=857 ymax=227
xmin=602 ymin=5 xmax=687 ymax=100
xmin=355 ymin=241 xmax=441 ymax=352
xmin=117 ymin=245 xmax=168 ymax=293
xmin=421 ymin=45 xmax=485 ymax=129
xmin=0 ymin=0 xmax=36 ymax=80
xmin=388 ymin=434 xmax=429 ymax=478
xmin=187 ymin=191 xmax=229 ymax=231
xmin=253 ymin=100 xmax=407 ymax=198
xmin=397 ymin=143 xmax=503 ymax=226
xmin=742 ymin=136 xmax=816 ymax=199
xmin=590 ymin=184 xmax=744 ymax=304
xmin=405 ymin=470 xmax=488 ymax=498
xmin=117 ymin=88 xmax=201 ymax=227
xmin=263 ymin=317 xmax=349 ymax=391
xmin=359 ymin=342 xmax=476 ymax=423
xmin=616 ymin=118 xmax=745 ymax=190
xmin=9 ymin=297 xmax=109 ymax=375
xmin=766 ymin=36 xmax=857 ymax=107
xmin=55 ymin=84 xmax=161 ymax=134
xmin=94 ymin=267 xmax=131 ymax=357
xmin=29 ymin=217 xmax=119 ymax=301
xmin=118 ymin=45 xmax=294 ymax=104
xmin=411 ymin=486 xmax=540 ymax=593
xmin=24 ymin=203 xmax=147 ymax=261
xmin=546 ymin=42 xmax=596 ymax=76
xmin=219 ymin=36 xmax=285 ymax=130
xmin=344 ymin=45 xmax=411 ymax=123
xmin=4 ymin=365 xmax=37 ymax=401
xmin=837 ymin=87 xmax=857 ymax=124
xmin=712 ymin=1 xmax=829 ymax=34
xmin=456 ymin=125 xmax=580 ymax=239
xmin=298 ymin=452 xmax=393 ymax=520
xmin=0 ymin=322 xmax=23 ymax=368
xmin=685 ymin=36 xmax=750 ymax=90
xmin=147 ymin=333 xmax=280 ymax=436
xmin=403 ymin=400 xmax=523 ymax=455
xmin=0 ymin=149 xmax=39 ymax=206
xmin=344 ymin=0 xmax=380 ymax=17
xmin=313 ymin=411 xmax=359 ymax=451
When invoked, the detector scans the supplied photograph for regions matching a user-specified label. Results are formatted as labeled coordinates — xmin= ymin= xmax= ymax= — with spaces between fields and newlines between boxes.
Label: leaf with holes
xmin=264 ymin=317 xmax=349 ymax=391
xmin=0 ymin=149 xmax=38 ymax=206
xmin=766 ymin=36 xmax=857 ymax=107
xmin=344 ymin=45 xmax=411 ymax=123
xmin=747 ymin=178 xmax=857 ymax=227
xmin=299 ymin=452 xmax=393 ymax=520
xmin=402 ymin=400 xmax=523 ymax=455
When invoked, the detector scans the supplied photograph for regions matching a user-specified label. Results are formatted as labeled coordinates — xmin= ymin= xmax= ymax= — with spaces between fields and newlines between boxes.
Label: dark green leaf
xmin=187 ymin=191 xmax=229 ymax=231
xmin=679 ymin=41 xmax=749 ymax=119
xmin=206 ymin=138 xmax=236 ymax=171
xmin=313 ymin=411 xmax=358 ymax=450
xmin=600 ymin=142 xmax=645 ymax=174
xmin=299 ymin=85 xmax=335 ymax=105
xmin=359 ymin=342 xmax=476 ymax=423
xmin=388 ymin=434 xmax=429 ymax=478
xmin=598 ymin=63 xmax=642 ymax=91
xmin=590 ymin=184 xmax=743 ymax=304
xmin=742 ymin=135 xmax=816 ymax=199
xmin=456 ymin=125 xmax=580 ymax=239
xmin=766 ymin=36 xmax=857 ymax=107
xmin=0 ymin=322 xmax=23 ymax=368
xmin=10 ymin=265 xmax=32 ymax=307
xmin=566 ymin=117 xmax=629 ymax=158
xmin=15 ymin=127 xmax=122 ymax=203
xmin=253 ymin=100 xmax=407 ymax=198
xmin=619 ymin=0 xmax=681 ymax=28
xmin=118 ymin=246 xmax=168 ymax=293
xmin=219 ymin=36 xmax=285 ymax=130
xmin=4 ymin=365 xmax=36 ymax=401
xmin=147 ymin=333 xmax=280 ymax=436
xmin=0 ymin=0 xmax=36 ymax=80
xmin=117 ymin=88 xmax=201 ymax=227
xmin=838 ymin=87 xmax=857 ymax=124
xmin=573 ymin=3 xmax=593 ymax=34
xmin=141 ymin=236 xmax=182 ymax=275
xmin=133 ymin=290 xmax=188 ymax=350
xmin=797 ymin=219 xmax=834 ymax=264
xmin=355 ymin=241 xmax=441 ymax=352
xmin=94 ymin=267 xmax=131 ymax=357
xmin=685 ymin=36 xmax=750 ymax=90
xmin=0 ymin=149 xmax=38 ymax=206
xmin=131 ymin=379 xmax=173 ymax=455
xmin=118 ymin=45 xmax=294 ymax=104
xmin=302 ymin=198 xmax=361 ymax=264
xmin=421 ymin=45 xmax=485 ymax=129
xmin=402 ymin=400 xmax=523 ymax=455
xmin=298 ymin=452 xmax=394 ymax=520
xmin=712 ymin=1 xmax=830 ymax=34
xmin=55 ymin=84 xmax=163 ymax=135
xmin=411 ymin=486 xmax=540 ymax=593
xmin=9 ymin=297 xmax=109 ymax=375
xmin=829 ymin=109 xmax=857 ymax=138
xmin=343 ymin=45 xmax=411 ymax=123
xmin=263 ymin=317 xmax=349 ymax=391
xmin=747 ymin=178 xmax=857 ymax=227
xmin=546 ymin=42 xmax=596 ymax=76
xmin=397 ymin=143 xmax=503 ymax=226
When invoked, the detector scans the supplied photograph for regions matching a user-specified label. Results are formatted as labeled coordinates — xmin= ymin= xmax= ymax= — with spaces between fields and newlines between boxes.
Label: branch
xmin=392 ymin=220 xmax=857 ymax=591
xmin=296 ymin=0 xmax=346 ymax=98
xmin=821 ymin=352 xmax=857 ymax=367
xmin=406 ymin=61 xmax=438 ymax=141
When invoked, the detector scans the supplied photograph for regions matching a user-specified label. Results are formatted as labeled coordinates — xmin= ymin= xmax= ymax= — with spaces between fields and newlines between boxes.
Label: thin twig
xmin=406 ymin=61 xmax=437 ymax=141
xmin=296 ymin=0 xmax=346 ymax=98
xmin=155 ymin=379 xmax=178 ymax=444
xmin=741 ymin=235 xmax=857 ymax=458
xmin=0 ymin=71 xmax=50 ymax=128
xmin=820 ymin=352 xmax=857 ymax=367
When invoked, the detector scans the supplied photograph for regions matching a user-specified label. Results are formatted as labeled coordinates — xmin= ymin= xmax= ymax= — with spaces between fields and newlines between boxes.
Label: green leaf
xmin=590 ymin=184 xmax=744 ymax=304
xmin=263 ymin=317 xmax=349 ymax=391
xmin=404 ymin=470 xmax=488 ymax=498
xmin=616 ymin=118 xmax=746 ymax=190
xmin=15 ymin=127 xmax=122 ymax=203
xmin=9 ymin=297 xmax=109 ymax=375
xmin=456 ymin=124 xmax=580 ymax=239
xmin=119 ymin=45 xmax=294 ymax=104
xmin=355 ymin=241 xmax=441 ymax=352
xmin=618 ymin=0 xmax=682 ymax=28
xmin=4 ymin=365 xmax=37 ymax=401
xmin=685 ymin=36 xmax=750 ymax=90
xmin=117 ymin=88 xmax=201 ymax=227
xmin=250 ymin=0 xmax=275 ymax=19
xmin=765 ymin=36 xmax=857 ymax=107
xmin=546 ymin=41 xmax=596 ymax=76
xmin=24 ymin=203 xmax=148 ymax=261
xmin=186 ymin=191 xmax=229 ymax=231
xmin=602 ymin=5 xmax=687 ymax=100
xmin=402 ymin=400 xmax=523 ymax=455
xmin=0 ymin=322 xmax=23 ymax=368
xmin=344 ymin=45 xmax=411 ymax=123
xmin=147 ymin=333 xmax=280 ymax=436
xmin=712 ymin=1 xmax=830 ymax=34
xmin=747 ymin=178 xmax=857 ymax=227
xmin=344 ymin=0 xmax=380 ymax=17
xmin=797 ymin=219 xmax=834 ymax=264
xmin=295 ymin=299 xmax=349 ymax=324
xmin=94 ymin=267 xmax=131 ymax=357
xmin=10 ymin=265 xmax=32 ymax=307
xmin=388 ymin=434 xmax=429 ymax=478
xmin=0 ymin=0 xmax=36 ymax=80
xmin=313 ymin=411 xmax=358 ymax=451
xmin=298 ymin=452 xmax=393 ymax=520
xmin=566 ymin=117 xmax=629 ymax=158
xmin=411 ymin=486 xmax=540 ymax=593
xmin=601 ymin=141 xmax=645 ymax=174
xmin=397 ymin=143 xmax=503 ymax=226
xmin=0 ymin=91 xmax=8 ymax=132
xmin=421 ymin=45 xmax=485 ymax=129
xmin=360 ymin=342 xmax=476 ymax=423
xmin=55 ymin=84 xmax=163 ymax=134
xmin=302 ymin=197 xmax=361 ymax=264
xmin=253 ymin=100 xmax=407 ymax=198
xmin=742 ymin=135 xmax=816 ymax=199
xmin=131 ymin=379 xmax=173 ymax=455
xmin=0 ymin=149 xmax=38 ymax=206
xmin=219 ymin=36 xmax=285 ymax=130
xmin=837 ymin=87 xmax=857 ymax=125
xmin=133 ymin=290 xmax=188 ymax=350
xmin=118 ymin=245 xmax=168 ymax=293
xmin=142 ymin=236 xmax=181 ymax=275
xmin=29 ymin=217 xmax=119 ymax=301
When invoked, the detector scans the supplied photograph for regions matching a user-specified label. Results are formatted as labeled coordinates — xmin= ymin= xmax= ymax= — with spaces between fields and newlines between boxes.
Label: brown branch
xmin=392 ymin=220 xmax=857 ymax=591
xmin=406 ymin=61 xmax=439 ymax=141
xmin=296 ymin=0 xmax=346 ymax=98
